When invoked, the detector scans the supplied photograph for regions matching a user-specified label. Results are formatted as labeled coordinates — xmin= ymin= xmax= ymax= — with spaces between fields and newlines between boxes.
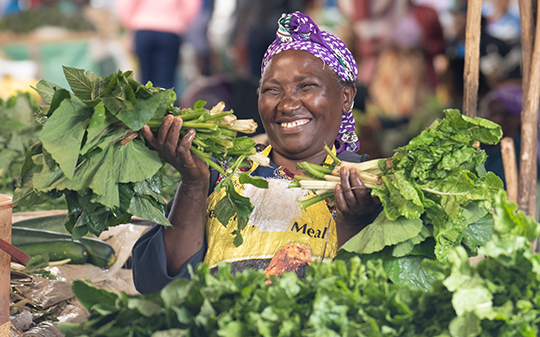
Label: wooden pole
xmin=518 ymin=0 xmax=534 ymax=96
xmin=463 ymin=0 xmax=483 ymax=118
xmin=518 ymin=2 xmax=540 ymax=218
xmin=0 ymin=195 xmax=13 ymax=326
xmin=501 ymin=137 xmax=519 ymax=203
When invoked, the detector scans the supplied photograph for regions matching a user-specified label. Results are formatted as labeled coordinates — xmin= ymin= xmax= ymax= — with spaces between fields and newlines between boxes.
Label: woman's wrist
xmin=177 ymin=180 xmax=209 ymax=199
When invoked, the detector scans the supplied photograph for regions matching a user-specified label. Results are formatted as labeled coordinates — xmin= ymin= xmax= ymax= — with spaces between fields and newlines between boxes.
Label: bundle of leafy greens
xmin=14 ymin=67 xmax=266 ymax=242
xmin=59 ymin=191 xmax=540 ymax=336
xmin=292 ymin=109 xmax=504 ymax=289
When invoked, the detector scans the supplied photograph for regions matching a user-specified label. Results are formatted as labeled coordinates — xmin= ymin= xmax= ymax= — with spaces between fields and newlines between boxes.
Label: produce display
xmin=6 ymin=66 xmax=539 ymax=337
xmin=291 ymin=110 xmax=503 ymax=290
xmin=0 ymin=7 xmax=95 ymax=34
xmin=58 ymin=191 xmax=540 ymax=336
xmin=0 ymin=92 xmax=68 ymax=211
xmin=14 ymin=67 xmax=264 ymax=242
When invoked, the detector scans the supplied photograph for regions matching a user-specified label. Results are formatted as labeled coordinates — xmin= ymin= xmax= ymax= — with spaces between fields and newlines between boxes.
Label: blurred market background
xmin=0 ymin=0 xmax=526 ymax=212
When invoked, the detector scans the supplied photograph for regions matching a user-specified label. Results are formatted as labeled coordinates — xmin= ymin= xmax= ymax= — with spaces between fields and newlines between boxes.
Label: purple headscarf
xmin=261 ymin=12 xmax=359 ymax=153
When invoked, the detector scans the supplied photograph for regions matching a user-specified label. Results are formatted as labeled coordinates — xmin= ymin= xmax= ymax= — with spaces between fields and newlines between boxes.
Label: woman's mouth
xmin=280 ymin=119 xmax=309 ymax=128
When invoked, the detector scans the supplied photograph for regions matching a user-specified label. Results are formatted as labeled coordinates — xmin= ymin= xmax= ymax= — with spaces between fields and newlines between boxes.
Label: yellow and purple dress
xmin=132 ymin=145 xmax=368 ymax=294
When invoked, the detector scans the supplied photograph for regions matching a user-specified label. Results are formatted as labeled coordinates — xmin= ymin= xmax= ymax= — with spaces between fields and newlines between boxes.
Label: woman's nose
xmin=278 ymin=93 xmax=301 ymax=113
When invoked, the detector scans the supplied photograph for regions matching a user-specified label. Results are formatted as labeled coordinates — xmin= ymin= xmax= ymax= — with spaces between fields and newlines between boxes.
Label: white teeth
xmin=281 ymin=120 xmax=308 ymax=128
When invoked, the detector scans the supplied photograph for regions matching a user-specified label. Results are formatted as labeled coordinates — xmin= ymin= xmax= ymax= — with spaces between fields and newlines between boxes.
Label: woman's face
xmin=258 ymin=50 xmax=355 ymax=162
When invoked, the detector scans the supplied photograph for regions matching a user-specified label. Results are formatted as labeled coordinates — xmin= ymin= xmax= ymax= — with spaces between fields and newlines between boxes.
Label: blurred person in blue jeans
xmin=115 ymin=0 xmax=202 ymax=90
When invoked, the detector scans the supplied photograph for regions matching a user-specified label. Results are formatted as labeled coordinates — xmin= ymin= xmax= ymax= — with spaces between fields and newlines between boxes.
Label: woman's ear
xmin=342 ymin=84 xmax=357 ymax=113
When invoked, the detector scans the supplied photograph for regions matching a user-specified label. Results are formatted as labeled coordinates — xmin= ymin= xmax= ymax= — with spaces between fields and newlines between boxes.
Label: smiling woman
xmin=258 ymin=50 xmax=353 ymax=168
xmin=132 ymin=11 xmax=382 ymax=294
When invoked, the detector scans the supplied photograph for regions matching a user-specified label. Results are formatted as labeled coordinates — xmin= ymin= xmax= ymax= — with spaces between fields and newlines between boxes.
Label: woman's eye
xmin=262 ymin=87 xmax=279 ymax=94
xmin=300 ymin=83 xmax=317 ymax=90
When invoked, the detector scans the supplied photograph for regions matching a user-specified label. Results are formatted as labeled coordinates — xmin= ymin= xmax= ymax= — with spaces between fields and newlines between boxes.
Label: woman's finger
xmin=140 ymin=124 xmax=157 ymax=148
xmin=177 ymin=129 xmax=196 ymax=164
xmin=334 ymin=184 xmax=350 ymax=213
xmin=340 ymin=167 xmax=358 ymax=205
xmin=157 ymin=114 xmax=175 ymax=145
xmin=349 ymin=168 xmax=369 ymax=202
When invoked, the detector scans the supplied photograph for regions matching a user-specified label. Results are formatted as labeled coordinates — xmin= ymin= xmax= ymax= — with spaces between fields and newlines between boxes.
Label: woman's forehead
xmin=261 ymin=50 xmax=336 ymax=81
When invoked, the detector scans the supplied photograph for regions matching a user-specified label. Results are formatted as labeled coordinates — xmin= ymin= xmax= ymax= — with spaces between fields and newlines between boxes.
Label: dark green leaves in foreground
xmin=342 ymin=109 xmax=504 ymax=290
xmin=60 ymin=191 xmax=540 ymax=337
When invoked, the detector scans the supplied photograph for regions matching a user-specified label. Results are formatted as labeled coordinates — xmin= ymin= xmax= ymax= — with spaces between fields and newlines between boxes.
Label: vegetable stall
xmin=2 ymin=0 xmax=540 ymax=335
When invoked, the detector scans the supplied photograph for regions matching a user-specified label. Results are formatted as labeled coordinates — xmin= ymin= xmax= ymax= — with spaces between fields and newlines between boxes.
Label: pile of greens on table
xmin=0 ymin=92 xmax=68 ymax=211
xmin=60 ymin=191 xmax=540 ymax=337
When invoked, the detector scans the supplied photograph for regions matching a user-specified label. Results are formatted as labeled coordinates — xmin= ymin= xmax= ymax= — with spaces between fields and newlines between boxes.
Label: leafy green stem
xmin=422 ymin=188 xmax=468 ymax=196
xmin=190 ymin=146 xmax=227 ymax=176
xmin=298 ymin=192 xmax=334 ymax=211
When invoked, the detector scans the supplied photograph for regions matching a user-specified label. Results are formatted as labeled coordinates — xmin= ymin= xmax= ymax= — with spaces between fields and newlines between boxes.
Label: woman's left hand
xmin=334 ymin=167 xmax=381 ymax=230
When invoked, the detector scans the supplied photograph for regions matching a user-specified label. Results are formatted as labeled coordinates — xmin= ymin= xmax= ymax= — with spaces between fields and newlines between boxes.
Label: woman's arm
xmin=140 ymin=115 xmax=210 ymax=275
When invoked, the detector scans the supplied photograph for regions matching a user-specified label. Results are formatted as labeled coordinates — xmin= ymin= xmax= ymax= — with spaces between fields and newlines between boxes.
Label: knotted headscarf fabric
xmin=261 ymin=11 xmax=359 ymax=153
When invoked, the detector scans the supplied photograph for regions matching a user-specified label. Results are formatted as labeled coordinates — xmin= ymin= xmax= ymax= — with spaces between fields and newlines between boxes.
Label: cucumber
xmin=12 ymin=227 xmax=117 ymax=268
xmin=13 ymin=214 xmax=94 ymax=237
xmin=13 ymin=214 xmax=69 ymax=233
xmin=17 ymin=239 xmax=89 ymax=265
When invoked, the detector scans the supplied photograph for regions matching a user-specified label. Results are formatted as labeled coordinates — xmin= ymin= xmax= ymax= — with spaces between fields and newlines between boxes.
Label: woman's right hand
xmin=141 ymin=115 xmax=210 ymax=186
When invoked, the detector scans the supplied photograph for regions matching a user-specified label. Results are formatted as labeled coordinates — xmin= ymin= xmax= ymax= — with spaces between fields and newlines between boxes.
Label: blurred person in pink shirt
xmin=115 ymin=0 xmax=202 ymax=90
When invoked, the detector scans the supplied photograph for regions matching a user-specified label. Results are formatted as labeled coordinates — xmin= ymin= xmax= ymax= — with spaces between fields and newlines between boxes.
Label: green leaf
xmin=89 ymin=146 xmax=121 ymax=208
xmin=160 ymin=278 xmax=193 ymax=308
xmin=232 ymin=229 xmax=244 ymax=247
xmin=493 ymin=190 xmax=540 ymax=242
xmin=127 ymin=298 xmax=163 ymax=317
xmin=63 ymin=66 xmax=106 ymax=102
xmin=117 ymin=139 xmax=163 ymax=183
xmin=392 ymin=225 xmax=432 ymax=257
xmin=194 ymin=100 xmax=206 ymax=110
xmin=71 ymin=280 xmax=120 ymax=311
xmin=226 ymin=183 xmax=254 ymax=218
xmin=128 ymin=194 xmax=171 ymax=227
xmin=384 ymin=255 xmax=438 ymax=291
xmin=48 ymin=88 xmax=72 ymax=116
xmin=341 ymin=212 xmax=423 ymax=254
xmin=80 ymin=103 xmax=119 ymax=155
xmin=110 ymin=87 xmax=175 ymax=131
xmin=238 ymin=172 xmax=268 ymax=189
xmin=459 ymin=214 xmax=494 ymax=252
xmin=215 ymin=194 xmax=235 ymax=228
xmin=39 ymin=95 xmax=91 ymax=180
xmin=33 ymin=79 xmax=63 ymax=104
xmin=448 ymin=312 xmax=482 ymax=337
xmin=373 ymin=173 xmax=424 ymax=221
xmin=24 ymin=253 xmax=50 ymax=270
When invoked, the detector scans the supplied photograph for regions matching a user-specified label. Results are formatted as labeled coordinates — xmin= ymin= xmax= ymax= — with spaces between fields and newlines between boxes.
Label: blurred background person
xmin=182 ymin=0 xmax=215 ymax=77
xmin=478 ymin=83 xmax=524 ymax=188
xmin=443 ymin=1 xmax=521 ymax=110
xmin=114 ymin=0 xmax=201 ymax=92
xmin=233 ymin=0 xmax=308 ymax=82
xmin=346 ymin=0 xmax=445 ymax=119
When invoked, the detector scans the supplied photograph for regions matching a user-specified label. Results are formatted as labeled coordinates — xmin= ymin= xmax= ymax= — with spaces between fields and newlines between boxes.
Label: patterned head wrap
xmin=261 ymin=11 xmax=359 ymax=153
